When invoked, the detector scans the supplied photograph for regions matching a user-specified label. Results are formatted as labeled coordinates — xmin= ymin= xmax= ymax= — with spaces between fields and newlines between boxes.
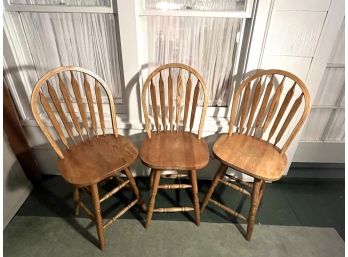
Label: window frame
xmin=4 ymin=0 xmax=117 ymax=13
xmin=135 ymin=0 xmax=256 ymax=119
xmin=4 ymin=0 xmax=128 ymax=124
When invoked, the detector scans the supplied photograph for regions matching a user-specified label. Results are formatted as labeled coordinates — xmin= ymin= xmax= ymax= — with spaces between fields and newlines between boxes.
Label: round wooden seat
xmin=140 ymin=131 xmax=209 ymax=171
xmin=213 ymin=134 xmax=287 ymax=181
xmin=58 ymin=134 xmax=138 ymax=187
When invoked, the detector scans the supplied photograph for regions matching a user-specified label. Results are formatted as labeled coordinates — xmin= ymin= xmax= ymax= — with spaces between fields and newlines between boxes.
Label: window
xmin=138 ymin=0 xmax=254 ymax=108
xmin=4 ymin=0 xmax=125 ymax=122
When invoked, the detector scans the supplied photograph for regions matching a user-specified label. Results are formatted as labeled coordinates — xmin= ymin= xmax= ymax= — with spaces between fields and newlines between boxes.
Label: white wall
xmin=3 ymin=134 xmax=32 ymax=228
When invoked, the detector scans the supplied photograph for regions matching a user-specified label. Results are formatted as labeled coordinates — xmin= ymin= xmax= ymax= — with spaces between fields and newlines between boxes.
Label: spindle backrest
xmin=141 ymin=63 xmax=209 ymax=139
xmin=31 ymin=66 xmax=118 ymax=159
xmin=228 ymin=69 xmax=310 ymax=153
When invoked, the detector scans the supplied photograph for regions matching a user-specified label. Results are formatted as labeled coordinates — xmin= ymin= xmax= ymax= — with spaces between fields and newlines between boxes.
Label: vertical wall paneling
xmin=294 ymin=1 xmax=345 ymax=163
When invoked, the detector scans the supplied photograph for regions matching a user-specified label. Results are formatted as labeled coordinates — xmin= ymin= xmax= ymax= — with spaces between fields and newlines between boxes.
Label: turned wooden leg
xmin=201 ymin=163 xmax=228 ymax=212
xmin=246 ymin=179 xmax=263 ymax=241
xmin=257 ymin=180 xmax=266 ymax=209
xmin=190 ymin=170 xmax=200 ymax=226
xmin=90 ymin=184 xmax=105 ymax=250
xmin=150 ymin=168 xmax=155 ymax=189
xmin=73 ymin=187 xmax=80 ymax=216
xmin=146 ymin=170 xmax=161 ymax=228
xmin=123 ymin=167 xmax=146 ymax=211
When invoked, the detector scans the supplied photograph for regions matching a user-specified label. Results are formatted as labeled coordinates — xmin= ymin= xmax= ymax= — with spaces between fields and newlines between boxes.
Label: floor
xmin=4 ymin=169 xmax=345 ymax=256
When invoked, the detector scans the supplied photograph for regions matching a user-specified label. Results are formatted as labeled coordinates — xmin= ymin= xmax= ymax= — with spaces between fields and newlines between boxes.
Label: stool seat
xmin=58 ymin=134 xmax=138 ymax=187
xmin=140 ymin=131 xmax=209 ymax=171
xmin=213 ymin=134 xmax=287 ymax=181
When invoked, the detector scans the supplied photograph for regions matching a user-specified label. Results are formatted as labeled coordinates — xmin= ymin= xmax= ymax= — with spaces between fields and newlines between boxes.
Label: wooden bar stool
xmin=31 ymin=66 xmax=145 ymax=250
xmin=201 ymin=69 xmax=310 ymax=240
xmin=140 ymin=63 xmax=209 ymax=227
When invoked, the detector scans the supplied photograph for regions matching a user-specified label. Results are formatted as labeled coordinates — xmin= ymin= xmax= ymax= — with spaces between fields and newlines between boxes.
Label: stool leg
xmin=145 ymin=170 xmax=161 ymax=228
xmin=257 ymin=180 xmax=266 ymax=209
xmin=246 ymin=179 xmax=263 ymax=241
xmin=201 ymin=163 xmax=228 ymax=212
xmin=73 ymin=187 xmax=80 ymax=216
xmin=150 ymin=168 xmax=155 ymax=189
xmin=190 ymin=170 xmax=200 ymax=226
xmin=124 ymin=167 xmax=146 ymax=211
xmin=90 ymin=184 xmax=105 ymax=250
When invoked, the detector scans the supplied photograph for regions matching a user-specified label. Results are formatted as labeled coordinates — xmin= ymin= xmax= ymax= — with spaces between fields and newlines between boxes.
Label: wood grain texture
xmin=274 ymin=93 xmax=304 ymax=146
xmin=268 ymin=82 xmax=296 ymax=142
xmin=168 ymin=69 xmax=174 ymax=131
xmin=213 ymin=134 xmax=287 ymax=181
xmin=95 ymin=82 xmax=105 ymax=135
xmin=39 ymin=92 xmax=69 ymax=149
xmin=153 ymin=207 xmax=194 ymax=213
xmin=69 ymin=72 xmax=89 ymax=138
xmin=73 ymin=187 xmax=80 ymax=216
xmin=159 ymin=72 xmax=166 ymax=130
xmin=183 ymin=73 xmax=192 ymax=130
xmin=146 ymin=169 xmax=161 ymax=227
xmin=246 ymin=179 xmax=263 ymax=241
xmin=176 ymin=71 xmax=183 ymax=131
xmin=228 ymin=88 xmax=242 ymax=135
xmin=239 ymin=81 xmax=251 ymax=133
xmin=90 ymin=184 xmax=105 ymax=250
xmin=262 ymin=76 xmax=285 ymax=133
xmin=84 ymin=74 xmax=97 ymax=136
xmin=59 ymin=73 xmax=84 ymax=141
xmin=47 ymin=81 xmax=76 ymax=144
xmin=58 ymin=134 xmax=138 ymax=187
xmin=190 ymin=81 xmax=200 ymax=132
xmin=140 ymin=131 xmax=209 ymax=170
xmin=255 ymin=75 xmax=274 ymax=131
xmin=141 ymin=63 xmax=209 ymax=139
xmin=150 ymin=80 xmax=160 ymax=132
xmin=190 ymin=169 xmax=200 ymax=225
xmin=246 ymin=78 xmax=262 ymax=134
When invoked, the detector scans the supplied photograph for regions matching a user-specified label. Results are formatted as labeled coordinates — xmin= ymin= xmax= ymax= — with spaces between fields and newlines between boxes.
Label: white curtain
xmin=18 ymin=12 xmax=123 ymax=102
xmin=147 ymin=15 xmax=241 ymax=106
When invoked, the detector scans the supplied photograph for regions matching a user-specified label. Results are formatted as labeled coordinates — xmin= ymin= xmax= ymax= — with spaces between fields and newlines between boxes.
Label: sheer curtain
xmin=147 ymin=15 xmax=241 ymax=106
xmin=18 ymin=12 xmax=123 ymax=102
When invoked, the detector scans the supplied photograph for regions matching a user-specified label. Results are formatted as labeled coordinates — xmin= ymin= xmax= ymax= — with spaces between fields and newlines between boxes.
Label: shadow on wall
xmin=6 ymin=62 xmax=267 ymax=180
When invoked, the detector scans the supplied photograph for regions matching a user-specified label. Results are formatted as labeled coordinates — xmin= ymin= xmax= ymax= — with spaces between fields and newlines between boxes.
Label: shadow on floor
xmin=15 ymin=175 xmax=345 ymax=240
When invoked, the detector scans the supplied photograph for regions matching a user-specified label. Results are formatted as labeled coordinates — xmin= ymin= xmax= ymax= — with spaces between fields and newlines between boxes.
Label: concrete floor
xmin=4 ymin=173 xmax=345 ymax=256
xmin=4 ymin=217 xmax=344 ymax=257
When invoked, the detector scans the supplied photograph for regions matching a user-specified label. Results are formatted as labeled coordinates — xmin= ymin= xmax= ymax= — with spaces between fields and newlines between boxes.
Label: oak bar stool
xmin=140 ymin=63 xmax=209 ymax=227
xmin=31 ymin=66 xmax=145 ymax=250
xmin=201 ymin=69 xmax=310 ymax=240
